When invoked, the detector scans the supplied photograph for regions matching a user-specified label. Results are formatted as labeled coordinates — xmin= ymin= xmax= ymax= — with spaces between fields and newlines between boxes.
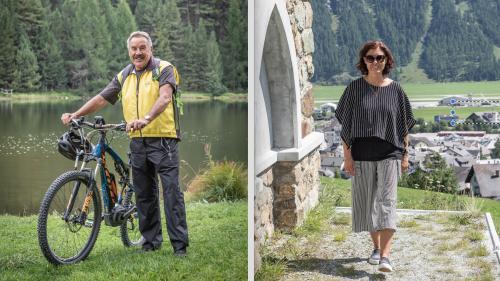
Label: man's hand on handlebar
xmin=61 ymin=113 xmax=77 ymax=125
xmin=126 ymin=119 xmax=150 ymax=132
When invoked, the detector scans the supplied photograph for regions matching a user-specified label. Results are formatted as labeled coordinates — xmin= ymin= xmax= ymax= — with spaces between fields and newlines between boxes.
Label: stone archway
xmin=255 ymin=3 xmax=301 ymax=173
xmin=263 ymin=6 xmax=298 ymax=151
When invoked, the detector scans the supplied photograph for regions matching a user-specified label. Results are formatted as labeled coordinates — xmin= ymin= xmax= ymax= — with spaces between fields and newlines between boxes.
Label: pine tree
xmin=66 ymin=0 xmax=112 ymax=92
xmin=152 ymin=2 xmax=174 ymax=62
xmin=205 ymin=31 xmax=226 ymax=96
xmin=492 ymin=139 xmax=500 ymax=159
xmin=178 ymin=0 xmax=216 ymax=29
xmin=164 ymin=0 xmax=185 ymax=67
xmin=182 ymin=24 xmax=197 ymax=90
xmin=12 ymin=33 xmax=41 ymax=92
xmin=15 ymin=0 xmax=44 ymax=43
xmin=114 ymin=0 xmax=138 ymax=67
xmin=135 ymin=0 xmax=156 ymax=35
xmin=221 ymin=0 xmax=246 ymax=91
xmin=0 ymin=1 xmax=18 ymax=89
xmin=37 ymin=22 xmax=65 ymax=90
xmin=99 ymin=0 xmax=122 ymax=75
xmin=311 ymin=0 xmax=338 ymax=82
xmin=192 ymin=18 xmax=209 ymax=90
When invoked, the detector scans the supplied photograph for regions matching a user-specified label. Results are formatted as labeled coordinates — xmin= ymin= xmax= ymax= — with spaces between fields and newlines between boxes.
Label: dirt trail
xmin=264 ymin=209 xmax=500 ymax=281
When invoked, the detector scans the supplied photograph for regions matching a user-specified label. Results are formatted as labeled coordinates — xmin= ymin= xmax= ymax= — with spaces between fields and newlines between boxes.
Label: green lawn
xmin=412 ymin=106 xmax=500 ymax=121
xmin=0 ymin=91 xmax=247 ymax=103
xmin=0 ymin=201 xmax=247 ymax=281
xmin=322 ymin=177 xmax=500 ymax=233
xmin=313 ymin=81 xmax=500 ymax=102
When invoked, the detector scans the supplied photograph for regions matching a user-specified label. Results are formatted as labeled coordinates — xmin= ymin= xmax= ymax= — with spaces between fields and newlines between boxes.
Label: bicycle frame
xmin=65 ymin=119 xmax=133 ymax=227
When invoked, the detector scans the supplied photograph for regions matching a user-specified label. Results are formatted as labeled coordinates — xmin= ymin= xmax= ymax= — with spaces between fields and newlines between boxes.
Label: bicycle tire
xmin=120 ymin=185 xmax=144 ymax=247
xmin=37 ymin=171 xmax=102 ymax=265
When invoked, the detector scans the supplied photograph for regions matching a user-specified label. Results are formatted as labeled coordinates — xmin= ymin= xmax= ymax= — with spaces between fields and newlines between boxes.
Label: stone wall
xmin=286 ymin=0 xmax=315 ymax=138
xmin=273 ymin=148 xmax=321 ymax=230
xmin=254 ymin=148 xmax=320 ymax=270
xmin=255 ymin=168 xmax=274 ymax=244
xmin=254 ymin=168 xmax=274 ymax=271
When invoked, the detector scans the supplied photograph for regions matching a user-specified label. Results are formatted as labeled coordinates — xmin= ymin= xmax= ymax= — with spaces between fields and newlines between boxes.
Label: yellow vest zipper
xmin=136 ymin=73 xmax=143 ymax=138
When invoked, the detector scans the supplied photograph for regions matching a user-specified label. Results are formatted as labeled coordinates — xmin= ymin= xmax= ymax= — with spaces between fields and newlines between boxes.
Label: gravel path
xmin=263 ymin=209 xmax=500 ymax=281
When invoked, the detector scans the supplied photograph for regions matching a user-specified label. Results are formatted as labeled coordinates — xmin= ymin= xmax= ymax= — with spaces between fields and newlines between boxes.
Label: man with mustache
xmin=60 ymin=31 xmax=189 ymax=257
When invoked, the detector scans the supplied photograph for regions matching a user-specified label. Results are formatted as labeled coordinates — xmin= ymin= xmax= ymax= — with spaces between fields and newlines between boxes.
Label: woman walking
xmin=335 ymin=40 xmax=415 ymax=272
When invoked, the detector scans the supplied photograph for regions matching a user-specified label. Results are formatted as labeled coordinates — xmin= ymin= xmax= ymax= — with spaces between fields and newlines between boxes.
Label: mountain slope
xmin=312 ymin=0 xmax=500 ymax=84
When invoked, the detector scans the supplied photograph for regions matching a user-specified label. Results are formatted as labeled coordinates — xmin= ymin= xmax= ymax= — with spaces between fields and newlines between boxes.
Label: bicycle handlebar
xmin=70 ymin=117 xmax=126 ymax=132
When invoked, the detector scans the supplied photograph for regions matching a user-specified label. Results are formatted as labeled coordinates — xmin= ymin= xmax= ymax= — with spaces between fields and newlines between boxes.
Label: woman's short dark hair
xmin=356 ymin=40 xmax=395 ymax=75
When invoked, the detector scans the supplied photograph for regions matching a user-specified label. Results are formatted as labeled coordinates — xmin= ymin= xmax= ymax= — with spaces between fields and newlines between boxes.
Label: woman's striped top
xmin=335 ymin=77 xmax=416 ymax=150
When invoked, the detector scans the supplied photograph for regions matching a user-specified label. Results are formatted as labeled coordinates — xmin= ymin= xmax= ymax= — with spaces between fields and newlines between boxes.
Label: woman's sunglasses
xmin=364 ymin=55 xmax=386 ymax=63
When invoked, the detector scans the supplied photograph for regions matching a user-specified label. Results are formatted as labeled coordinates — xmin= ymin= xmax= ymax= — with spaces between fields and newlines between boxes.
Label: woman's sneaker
xmin=378 ymin=257 xmax=393 ymax=272
xmin=368 ymin=249 xmax=380 ymax=265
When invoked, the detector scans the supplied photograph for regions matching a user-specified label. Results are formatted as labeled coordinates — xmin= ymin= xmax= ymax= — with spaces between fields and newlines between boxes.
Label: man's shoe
xmin=378 ymin=257 xmax=393 ymax=272
xmin=368 ymin=249 xmax=380 ymax=265
xmin=174 ymin=248 xmax=187 ymax=257
xmin=137 ymin=247 xmax=154 ymax=254
xmin=138 ymin=244 xmax=161 ymax=253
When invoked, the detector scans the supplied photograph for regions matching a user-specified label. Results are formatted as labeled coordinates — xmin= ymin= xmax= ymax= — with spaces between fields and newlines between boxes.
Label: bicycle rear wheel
xmin=37 ymin=171 xmax=102 ymax=265
xmin=120 ymin=185 xmax=144 ymax=247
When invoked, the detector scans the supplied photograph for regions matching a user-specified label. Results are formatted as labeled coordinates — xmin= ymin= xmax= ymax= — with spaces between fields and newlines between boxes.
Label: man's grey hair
xmin=127 ymin=31 xmax=153 ymax=49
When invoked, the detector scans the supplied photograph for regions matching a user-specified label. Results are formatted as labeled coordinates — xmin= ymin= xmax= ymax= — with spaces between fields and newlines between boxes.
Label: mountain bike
xmin=37 ymin=116 xmax=143 ymax=265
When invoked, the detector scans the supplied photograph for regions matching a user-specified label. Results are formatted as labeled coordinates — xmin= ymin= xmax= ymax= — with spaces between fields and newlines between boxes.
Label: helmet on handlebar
xmin=57 ymin=131 xmax=92 ymax=160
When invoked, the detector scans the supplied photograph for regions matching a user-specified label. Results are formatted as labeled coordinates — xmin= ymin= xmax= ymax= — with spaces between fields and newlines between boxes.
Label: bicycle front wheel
xmin=37 ymin=171 xmax=102 ymax=265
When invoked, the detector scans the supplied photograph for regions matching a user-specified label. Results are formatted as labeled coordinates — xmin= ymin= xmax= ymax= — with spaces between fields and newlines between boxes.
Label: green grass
xmin=0 ymin=91 xmax=247 ymax=103
xmin=313 ymin=81 xmax=500 ymax=102
xmin=398 ymin=0 xmax=433 ymax=85
xmin=322 ymin=177 xmax=500 ymax=233
xmin=0 ymin=92 xmax=81 ymax=102
xmin=468 ymin=245 xmax=489 ymax=257
xmin=255 ymin=257 xmax=286 ymax=281
xmin=465 ymin=230 xmax=484 ymax=242
xmin=398 ymin=41 xmax=434 ymax=84
xmin=0 ymin=201 xmax=247 ymax=281
xmin=398 ymin=219 xmax=419 ymax=228
xmin=332 ymin=231 xmax=348 ymax=242
xmin=181 ymin=92 xmax=247 ymax=102
xmin=412 ymin=106 xmax=500 ymax=121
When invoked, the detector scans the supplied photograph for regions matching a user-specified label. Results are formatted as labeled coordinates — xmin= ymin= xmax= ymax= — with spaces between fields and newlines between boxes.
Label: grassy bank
xmin=180 ymin=92 xmax=247 ymax=102
xmin=313 ymin=81 xmax=500 ymax=102
xmin=0 ymin=201 xmax=247 ymax=281
xmin=0 ymin=91 xmax=247 ymax=103
xmin=322 ymin=177 xmax=500 ymax=233
xmin=0 ymin=92 xmax=80 ymax=102
xmin=412 ymin=106 xmax=500 ymax=121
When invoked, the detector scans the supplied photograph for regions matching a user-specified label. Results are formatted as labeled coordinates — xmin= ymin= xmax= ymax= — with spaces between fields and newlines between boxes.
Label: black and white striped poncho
xmin=335 ymin=77 xmax=416 ymax=150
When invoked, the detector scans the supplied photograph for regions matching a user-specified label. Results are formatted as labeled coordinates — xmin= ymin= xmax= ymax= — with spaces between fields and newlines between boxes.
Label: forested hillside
xmin=0 ymin=0 xmax=247 ymax=95
xmin=312 ymin=0 xmax=500 ymax=84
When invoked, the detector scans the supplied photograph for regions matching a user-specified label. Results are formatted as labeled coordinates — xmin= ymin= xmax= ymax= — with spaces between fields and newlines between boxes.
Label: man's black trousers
xmin=130 ymin=137 xmax=189 ymax=251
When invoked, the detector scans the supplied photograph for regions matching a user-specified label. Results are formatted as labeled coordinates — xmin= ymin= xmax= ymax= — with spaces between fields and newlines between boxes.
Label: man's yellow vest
xmin=117 ymin=59 xmax=180 ymax=138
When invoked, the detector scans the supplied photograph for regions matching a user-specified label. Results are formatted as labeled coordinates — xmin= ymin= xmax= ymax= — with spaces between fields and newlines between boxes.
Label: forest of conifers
xmin=0 ymin=0 xmax=247 ymax=95
xmin=312 ymin=0 xmax=500 ymax=84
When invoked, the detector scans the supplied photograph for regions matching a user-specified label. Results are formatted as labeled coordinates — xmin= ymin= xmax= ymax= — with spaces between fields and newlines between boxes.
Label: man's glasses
xmin=364 ymin=55 xmax=386 ymax=63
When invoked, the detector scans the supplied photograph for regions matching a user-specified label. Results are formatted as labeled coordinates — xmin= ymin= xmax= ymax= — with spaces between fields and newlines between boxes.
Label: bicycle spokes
xmin=40 ymin=173 xmax=101 ymax=263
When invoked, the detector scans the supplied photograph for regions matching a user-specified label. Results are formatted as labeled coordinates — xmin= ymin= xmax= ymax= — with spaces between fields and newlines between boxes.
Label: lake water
xmin=0 ymin=100 xmax=247 ymax=215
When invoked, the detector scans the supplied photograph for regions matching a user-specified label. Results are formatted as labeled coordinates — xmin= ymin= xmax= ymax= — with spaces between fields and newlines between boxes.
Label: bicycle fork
xmin=63 ymin=165 xmax=100 ymax=226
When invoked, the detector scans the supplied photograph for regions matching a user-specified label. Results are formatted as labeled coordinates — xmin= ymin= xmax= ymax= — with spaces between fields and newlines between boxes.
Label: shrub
xmin=187 ymin=144 xmax=247 ymax=202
